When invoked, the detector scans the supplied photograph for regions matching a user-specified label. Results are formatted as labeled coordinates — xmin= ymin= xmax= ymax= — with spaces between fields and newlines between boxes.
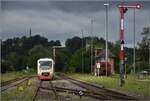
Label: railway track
xmin=57 ymin=73 xmax=139 ymax=100
xmin=40 ymin=86 xmax=111 ymax=100
xmin=32 ymin=80 xmax=42 ymax=101
xmin=33 ymin=77 xmax=114 ymax=100
xmin=49 ymin=81 xmax=60 ymax=101
xmin=1 ymin=76 xmax=34 ymax=92
xmin=33 ymin=80 xmax=60 ymax=101
xmin=32 ymin=74 xmax=141 ymax=100
xmin=1 ymin=77 xmax=26 ymax=87
xmin=2 ymin=74 xmax=139 ymax=100
xmin=33 ymin=79 xmax=106 ymax=101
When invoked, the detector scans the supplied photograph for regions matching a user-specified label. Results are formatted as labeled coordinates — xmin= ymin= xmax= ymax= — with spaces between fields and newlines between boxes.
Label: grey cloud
xmin=1 ymin=9 xmax=90 ymax=40
xmin=2 ymin=1 xmax=150 ymax=13
xmin=1 ymin=0 xmax=150 ymax=48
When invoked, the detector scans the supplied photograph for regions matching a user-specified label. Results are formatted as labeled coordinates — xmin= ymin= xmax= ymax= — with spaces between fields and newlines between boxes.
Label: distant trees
xmin=65 ymin=36 xmax=83 ymax=53
xmin=68 ymin=49 xmax=82 ymax=72
xmin=55 ymin=49 xmax=71 ymax=72
xmin=0 ymin=34 xmax=124 ymax=73
xmin=138 ymin=27 xmax=150 ymax=62
xmin=28 ymin=45 xmax=52 ymax=68
xmin=68 ymin=48 xmax=91 ymax=73
xmin=49 ymin=40 xmax=61 ymax=47
xmin=2 ymin=30 xmax=148 ymax=74
xmin=65 ymin=36 xmax=113 ymax=73
xmin=136 ymin=27 xmax=150 ymax=70
xmin=1 ymin=35 xmax=61 ymax=73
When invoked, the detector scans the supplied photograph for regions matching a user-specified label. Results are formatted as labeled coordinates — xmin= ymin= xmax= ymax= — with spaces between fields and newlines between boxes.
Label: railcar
xmin=95 ymin=62 xmax=112 ymax=75
xmin=99 ymin=62 xmax=111 ymax=75
xmin=37 ymin=58 xmax=54 ymax=80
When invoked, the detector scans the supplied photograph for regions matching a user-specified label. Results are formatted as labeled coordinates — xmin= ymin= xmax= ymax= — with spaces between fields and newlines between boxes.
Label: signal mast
xmin=118 ymin=4 xmax=141 ymax=86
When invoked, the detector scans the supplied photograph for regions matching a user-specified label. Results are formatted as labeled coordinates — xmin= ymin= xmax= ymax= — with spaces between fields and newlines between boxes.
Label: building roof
xmin=96 ymin=49 xmax=115 ymax=59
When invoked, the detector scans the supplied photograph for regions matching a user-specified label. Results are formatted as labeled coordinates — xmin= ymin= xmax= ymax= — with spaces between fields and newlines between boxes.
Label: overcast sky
xmin=1 ymin=0 xmax=150 ymax=47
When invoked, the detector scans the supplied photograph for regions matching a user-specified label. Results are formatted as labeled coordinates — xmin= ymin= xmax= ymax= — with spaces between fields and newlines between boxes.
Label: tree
xmin=28 ymin=45 xmax=52 ymax=69
xmin=137 ymin=27 xmax=150 ymax=70
xmin=55 ymin=49 xmax=71 ymax=72
xmin=1 ymin=60 xmax=13 ymax=73
xmin=65 ymin=36 xmax=82 ymax=53
xmin=1 ymin=35 xmax=62 ymax=73
xmin=68 ymin=50 xmax=82 ymax=72
xmin=48 ymin=40 xmax=61 ymax=47
xmin=68 ymin=48 xmax=91 ymax=73
xmin=110 ymin=41 xmax=120 ymax=73
xmin=5 ymin=52 xmax=22 ymax=71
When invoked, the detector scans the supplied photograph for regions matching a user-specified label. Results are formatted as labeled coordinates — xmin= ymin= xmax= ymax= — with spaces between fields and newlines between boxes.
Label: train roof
xmin=37 ymin=58 xmax=54 ymax=61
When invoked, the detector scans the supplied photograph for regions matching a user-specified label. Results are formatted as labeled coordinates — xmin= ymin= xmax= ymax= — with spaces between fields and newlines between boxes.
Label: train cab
xmin=37 ymin=58 xmax=54 ymax=80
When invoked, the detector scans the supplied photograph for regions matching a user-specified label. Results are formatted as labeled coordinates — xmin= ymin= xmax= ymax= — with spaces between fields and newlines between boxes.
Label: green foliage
xmin=7 ymin=52 xmax=21 ymax=70
xmin=136 ymin=61 xmax=149 ymax=71
xmin=1 ymin=35 xmax=61 ymax=73
xmin=67 ymin=73 xmax=150 ymax=98
xmin=83 ymin=50 xmax=91 ymax=73
xmin=137 ymin=37 xmax=149 ymax=62
xmin=2 ymin=27 xmax=149 ymax=74
xmin=65 ymin=36 xmax=83 ymax=53
xmin=28 ymin=45 xmax=52 ymax=68
xmin=1 ymin=70 xmax=36 ymax=82
xmin=1 ymin=60 xmax=14 ymax=72
xmin=110 ymin=42 xmax=120 ymax=73
xmin=136 ymin=27 xmax=150 ymax=70
xmin=68 ymin=50 xmax=82 ymax=72
xmin=55 ymin=49 xmax=72 ymax=72
xmin=68 ymin=49 xmax=91 ymax=73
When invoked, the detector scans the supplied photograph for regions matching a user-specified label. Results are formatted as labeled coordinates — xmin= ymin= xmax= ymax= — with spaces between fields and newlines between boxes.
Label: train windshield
xmin=39 ymin=61 xmax=52 ymax=69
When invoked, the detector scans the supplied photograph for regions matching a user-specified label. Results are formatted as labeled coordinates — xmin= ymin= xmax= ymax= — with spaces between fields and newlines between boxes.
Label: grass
xmin=1 ymin=71 xmax=149 ymax=99
xmin=1 ymin=69 xmax=36 ymax=82
xmin=1 ymin=70 xmax=38 ymax=101
xmin=1 ymin=78 xmax=38 ymax=101
xmin=66 ymin=73 xmax=150 ymax=99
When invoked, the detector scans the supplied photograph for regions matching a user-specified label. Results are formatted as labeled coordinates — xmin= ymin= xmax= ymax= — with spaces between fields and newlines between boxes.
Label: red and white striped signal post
xmin=118 ymin=4 xmax=141 ymax=86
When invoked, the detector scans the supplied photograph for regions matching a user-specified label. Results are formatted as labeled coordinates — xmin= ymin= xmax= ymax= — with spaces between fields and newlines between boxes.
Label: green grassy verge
xmin=1 ymin=70 xmax=36 ymax=82
xmin=66 ymin=73 xmax=150 ymax=99
xmin=1 ymin=78 xmax=38 ymax=101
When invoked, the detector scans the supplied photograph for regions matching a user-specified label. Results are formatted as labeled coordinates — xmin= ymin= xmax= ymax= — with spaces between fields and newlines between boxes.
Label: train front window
xmin=39 ymin=61 xmax=52 ymax=69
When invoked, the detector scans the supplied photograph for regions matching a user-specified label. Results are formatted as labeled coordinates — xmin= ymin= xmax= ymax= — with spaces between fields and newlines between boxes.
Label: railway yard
xmin=1 ymin=73 xmax=144 ymax=101
xmin=1 ymin=0 xmax=150 ymax=101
